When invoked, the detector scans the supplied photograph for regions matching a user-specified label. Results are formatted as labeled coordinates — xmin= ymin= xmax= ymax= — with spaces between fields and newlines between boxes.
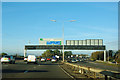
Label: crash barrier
xmin=62 ymin=62 xmax=120 ymax=80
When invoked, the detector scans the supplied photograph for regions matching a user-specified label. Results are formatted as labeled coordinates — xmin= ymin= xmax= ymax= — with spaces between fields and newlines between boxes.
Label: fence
xmin=62 ymin=62 xmax=120 ymax=80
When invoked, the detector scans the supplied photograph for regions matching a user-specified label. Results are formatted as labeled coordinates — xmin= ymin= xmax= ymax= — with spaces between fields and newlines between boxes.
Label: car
xmin=24 ymin=57 xmax=27 ymax=62
xmin=51 ymin=59 xmax=57 ymax=63
xmin=1 ymin=55 xmax=15 ymax=64
xmin=79 ymin=59 xmax=82 ymax=61
xmin=27 ymin=55 xmax=37 ymax=64
xmin=46 ymin=58 xmax=51 ymax=61
xmin=112 ymin=61 xmax=118 ymax=64
xmin=67 ymin=59 xmax=72 ymax=62
xmin=71 ymin=59 xmax=77 ymax=63
xmin=41 ymin=58 xmax=46 ymax=62
xmin=76 ymin=59 xmax=80 ymax=62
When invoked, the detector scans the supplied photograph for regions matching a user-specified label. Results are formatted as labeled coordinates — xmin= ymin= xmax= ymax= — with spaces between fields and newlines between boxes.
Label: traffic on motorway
xmin=1 ymin=54 xmax=90 ymax=64
xmin=1 ymin=54 xmax=120 ymax=79
xmin=1 ymin=55 xmax=59 ymax=64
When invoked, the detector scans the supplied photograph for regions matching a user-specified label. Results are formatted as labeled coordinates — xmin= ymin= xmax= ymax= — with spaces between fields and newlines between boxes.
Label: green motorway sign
xmin=40 ymin=38 xmax=43 ymax=41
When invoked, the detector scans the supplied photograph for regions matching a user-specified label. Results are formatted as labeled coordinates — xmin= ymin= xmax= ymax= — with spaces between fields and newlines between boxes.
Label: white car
xmin=27 ymin=55 xmax=37 ymax=64
xmin=41 ymin=58 xmax=46 ymax=62
xmin=71 ymin=59 xmax=77 ymax=63
xmin=76 ymin=59 xmax=79 ymax=62
xmin=51 ymin=59 xmax=57 ymax=62
xmin=24 ymin=57 xmax=27 ymax=62
xmin=1 ymin=55 xmax=15 ymax=64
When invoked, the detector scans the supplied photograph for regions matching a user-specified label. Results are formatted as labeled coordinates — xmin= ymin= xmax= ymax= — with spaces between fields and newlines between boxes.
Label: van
xmin=27 ymin=55 xmax=37 ymax=64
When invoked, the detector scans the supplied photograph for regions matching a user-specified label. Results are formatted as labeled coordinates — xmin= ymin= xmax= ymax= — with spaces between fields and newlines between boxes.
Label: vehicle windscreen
xmin=28 ymin=56 xmax=36 ymax=60
xmin=72 ymin=59 xmax=76 ymax=61
xmin=3 ymin=56 xmax=10 ymax=58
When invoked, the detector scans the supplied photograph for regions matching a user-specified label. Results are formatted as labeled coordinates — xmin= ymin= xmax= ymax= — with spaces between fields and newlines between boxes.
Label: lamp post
xmin=51 ymin=20 xmax=76 ymax=62
xmin=62 ymin=22 xmax=64 ymax=62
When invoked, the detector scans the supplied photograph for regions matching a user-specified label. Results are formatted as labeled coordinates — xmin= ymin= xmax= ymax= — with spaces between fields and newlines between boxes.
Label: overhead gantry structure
xmin=24 ymin=45 xmax=107 ymax=61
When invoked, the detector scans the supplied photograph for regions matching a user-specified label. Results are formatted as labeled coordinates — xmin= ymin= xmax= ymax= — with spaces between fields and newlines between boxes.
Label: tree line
xmin=41 ymin=49 xmax=72 ymax=58
xmin=91 ymin=50 xmax=120 ymax=63
xmin=0 ymin=49 xmax=72 ymax=59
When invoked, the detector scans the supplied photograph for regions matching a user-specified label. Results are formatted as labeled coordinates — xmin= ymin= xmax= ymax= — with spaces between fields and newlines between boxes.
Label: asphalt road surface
xmin=2 ymin=61 xmax=72 ymax=80
xmin=71 ymin=61 xmax=120 ymax=72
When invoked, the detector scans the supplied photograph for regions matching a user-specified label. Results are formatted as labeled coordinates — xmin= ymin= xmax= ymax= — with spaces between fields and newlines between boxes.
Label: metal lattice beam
xmin=25 ymin=45 xmax=106 ymax=50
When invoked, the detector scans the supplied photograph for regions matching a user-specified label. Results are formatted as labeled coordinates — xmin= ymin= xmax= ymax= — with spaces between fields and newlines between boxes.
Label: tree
xmin=64 ymin=51 xmax=72 ymax=58
xmin=53 ymin=49 xmax=60 ymax=56
xmin=108 ymin=56 xmax=114 ymax=62
xmin=98 ymin=51 xmax=104 ymax=60
xmin=80 ymin=54 xmax=89 ymax=57
xmin=1 ymin=52 xmax=7 ymax=56
xmin=109 ymin=50 xmax=113 ymax=57
xmin=91 ymin=51 xmax=104 ymax=61
xmin=115 ymin=50 xmax=120 ymax=63
xmin=42 ymin=49 xmax=53 ymax=57
xmin=116 ymin=57 xmax=120 ymax=63
xmin=91 ymin=52 xmax=98 ymax=60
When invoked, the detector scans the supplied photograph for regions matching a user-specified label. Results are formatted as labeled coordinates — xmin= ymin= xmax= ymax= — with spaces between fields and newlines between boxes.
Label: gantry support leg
xmin=104 ymin=50 xmax=106 ymax=62
xmin=24 ymin=49 xmax=27 ymax=57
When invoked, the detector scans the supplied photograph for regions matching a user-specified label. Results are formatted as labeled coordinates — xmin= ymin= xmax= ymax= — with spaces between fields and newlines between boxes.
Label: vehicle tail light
xmin=35 ymin=58 xmax=36 ymax=61
xmin=8 ymin=58 xmax=10 ymax=60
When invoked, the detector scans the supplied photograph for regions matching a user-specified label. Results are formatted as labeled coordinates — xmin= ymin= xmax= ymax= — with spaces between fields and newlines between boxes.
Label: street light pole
xmin=51 ymin=20 xmax=76 ymax=62
xmin=62 ymin=22 xmax=65 ymax=62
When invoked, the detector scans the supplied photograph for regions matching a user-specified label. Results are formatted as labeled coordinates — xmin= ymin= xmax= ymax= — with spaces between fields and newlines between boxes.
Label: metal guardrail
xmin=62 ymin=62 xmax=120 ymax=80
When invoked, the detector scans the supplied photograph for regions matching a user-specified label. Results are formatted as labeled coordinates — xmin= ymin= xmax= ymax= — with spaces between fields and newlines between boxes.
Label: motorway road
xmin=2 ymin=61 xmax=72 ymax=80
xmin=71 ymin=61 xmax=120 ymax=72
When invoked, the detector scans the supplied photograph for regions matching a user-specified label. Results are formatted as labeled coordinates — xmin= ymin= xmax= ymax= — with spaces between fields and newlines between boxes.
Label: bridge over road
xmin=25 ymin=45 xmax=106 ymax=50
xmin=24 ymin=45 xmax=106 ymax=61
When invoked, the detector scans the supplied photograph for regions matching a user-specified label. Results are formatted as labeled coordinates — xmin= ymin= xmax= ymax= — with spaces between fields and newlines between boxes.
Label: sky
xmin=1 ymin=0 xmax=120 ymax=2
xmin=2 ymin=2 xmax=118 ymax=56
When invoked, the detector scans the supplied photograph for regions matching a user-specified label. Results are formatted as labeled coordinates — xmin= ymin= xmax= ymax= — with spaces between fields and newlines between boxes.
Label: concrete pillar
xmin=24 ymin=49 xmax=27 ymax=57
xmin=104 ymin=50 xmax=106 ymax=62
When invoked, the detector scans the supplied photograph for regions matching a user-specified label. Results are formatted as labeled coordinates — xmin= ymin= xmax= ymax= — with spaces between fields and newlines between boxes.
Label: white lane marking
xmin=24 ymin=70 xmax=28 ymax=73
xmin=89 ymin=62 xmax=97 ymax=64
xmin=38 ymin=65 xmax=40 ymax=66
xmin=58 ymin=65 xmax=75 ymax=80
xmin=33 ymin=67 xmax=36 ymax=68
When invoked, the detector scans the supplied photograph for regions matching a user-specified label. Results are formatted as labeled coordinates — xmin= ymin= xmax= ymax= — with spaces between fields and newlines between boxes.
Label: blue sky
xmin=1 ymin=0 xmax=120 ymax=2
xmin=2 ymin=2 xmax=118 ymax=56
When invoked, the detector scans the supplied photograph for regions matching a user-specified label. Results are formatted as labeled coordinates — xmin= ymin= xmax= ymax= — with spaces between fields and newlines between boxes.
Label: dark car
xmin=71 ymin=59 xmax=77 ymax=63
xmin=67 ymin=59 xmax=72 ymax=62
